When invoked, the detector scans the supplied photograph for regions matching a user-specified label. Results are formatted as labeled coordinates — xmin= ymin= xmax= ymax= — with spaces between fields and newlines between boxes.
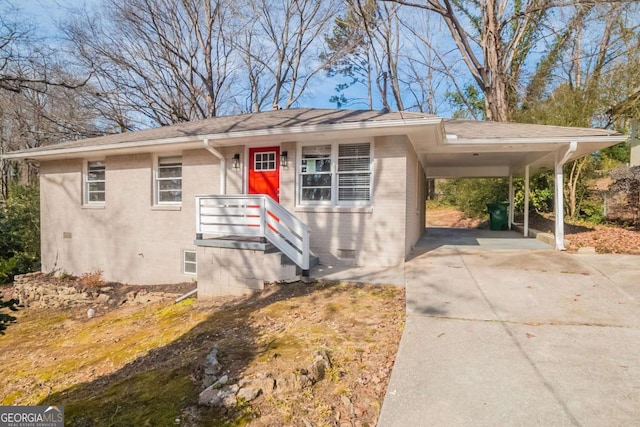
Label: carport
xmin=410 ymin=119 xmax=627 ymax=249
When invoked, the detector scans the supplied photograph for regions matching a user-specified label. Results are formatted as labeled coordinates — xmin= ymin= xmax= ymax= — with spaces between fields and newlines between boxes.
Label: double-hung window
xmin=300 ymin=145 xmax=332 ymax=202
xmin=299 ymin=141 xmax=372 ymax=206
xmin=85 ymin=160 xmax=105 ymax=204
xmin=156 ymin=156 xmax=182 ymax=204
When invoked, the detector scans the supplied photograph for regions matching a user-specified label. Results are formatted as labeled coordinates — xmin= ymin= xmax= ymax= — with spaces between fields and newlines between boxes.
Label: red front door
xmin=248 ymin=147 xmax=280 ymax=202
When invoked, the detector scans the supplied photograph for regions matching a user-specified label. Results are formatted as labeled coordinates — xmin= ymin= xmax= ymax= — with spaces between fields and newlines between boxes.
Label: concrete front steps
xmin=194 ymin=237 xmax=318 ymax=297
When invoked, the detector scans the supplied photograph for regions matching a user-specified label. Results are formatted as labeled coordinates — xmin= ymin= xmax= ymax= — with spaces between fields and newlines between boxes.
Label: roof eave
xmin=1 ymin=117 xmax=443 ymax=161
xmin=443 ymin=135 xmax=626 ymax=145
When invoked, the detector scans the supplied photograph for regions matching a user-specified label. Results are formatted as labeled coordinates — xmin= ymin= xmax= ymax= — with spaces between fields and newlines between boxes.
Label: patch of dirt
xmin=0 ymin=280 xmax=405 ymax=426
xmin=426 ymin=207 xmax=486 ymax=228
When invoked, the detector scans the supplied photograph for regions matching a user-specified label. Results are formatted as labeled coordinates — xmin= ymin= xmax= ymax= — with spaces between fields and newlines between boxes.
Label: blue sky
xmin=14 ymin=0 xmax=93 ymax=38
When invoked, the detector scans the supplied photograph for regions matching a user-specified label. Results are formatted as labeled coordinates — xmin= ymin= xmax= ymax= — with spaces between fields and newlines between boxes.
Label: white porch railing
xmin=195 ymin=195 xmax=311 ymax=270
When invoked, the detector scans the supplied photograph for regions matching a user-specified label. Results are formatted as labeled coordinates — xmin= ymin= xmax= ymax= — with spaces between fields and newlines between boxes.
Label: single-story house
xmin=2 ymin=109 xmax=626 ymax=296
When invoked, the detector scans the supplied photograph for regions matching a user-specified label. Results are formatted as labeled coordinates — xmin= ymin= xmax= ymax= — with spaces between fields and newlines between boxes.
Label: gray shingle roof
xmin=4 ymin=108 xmax=622 ymax=158
xmin=7 ymin=108 xmax=433 ymax=155
xmin=444 ymin=119 xmax=618 ymax=139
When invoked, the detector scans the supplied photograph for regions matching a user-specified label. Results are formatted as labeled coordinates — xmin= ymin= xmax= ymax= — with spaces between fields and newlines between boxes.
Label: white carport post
xmin=524 ymin=165 xmax=530 ymax=237
xmin=554 ymin=141 xmax=578 ymax=250
xmin=508 ymin=174 xmax=514 ymax=230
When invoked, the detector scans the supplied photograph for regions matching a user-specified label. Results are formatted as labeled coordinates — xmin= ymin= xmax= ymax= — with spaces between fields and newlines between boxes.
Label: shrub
xmin=0 ymin=184 xmax=40 ymax=283
xmin=439 ymin=178 xmax=509 ymax=218
xmin=79 ymin=269 xmax=104 ymax=288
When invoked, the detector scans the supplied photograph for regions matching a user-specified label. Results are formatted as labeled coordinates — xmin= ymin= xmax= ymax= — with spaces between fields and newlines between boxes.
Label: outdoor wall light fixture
xmin=280 ymin=151 xmax=288 ymax=167
xmin=232 ymin=153 xmax=240 ymax=170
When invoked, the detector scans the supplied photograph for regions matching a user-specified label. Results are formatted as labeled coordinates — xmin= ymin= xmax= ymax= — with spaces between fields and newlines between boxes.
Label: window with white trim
xmin=85 ymin=160 xmax=105 ymax=204
xmin=183 ymin=250 xmax=197 ymax=275
xmin=155 ymin=156 xmax=182 ymax=204
xmin=299 ymin=142 xmax=372 ymax=206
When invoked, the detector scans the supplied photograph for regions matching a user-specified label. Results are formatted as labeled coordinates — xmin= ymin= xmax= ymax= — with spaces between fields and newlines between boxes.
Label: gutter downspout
xmin=174 ymin=288 xmax=197 ymax=303
xmin=554 ymin=141 xmax=578 ymax=250
xmin=203 ymin=138 xmax=226 ymax=194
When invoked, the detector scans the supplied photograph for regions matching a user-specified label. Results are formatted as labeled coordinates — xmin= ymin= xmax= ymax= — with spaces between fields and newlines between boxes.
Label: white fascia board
xmin=443 ymin=135 xmax=627 ymax=146
xmin=426 ymin=165 xmax=510 ymax=178
xmin=2 ymin=117 xmax=443 ymax=160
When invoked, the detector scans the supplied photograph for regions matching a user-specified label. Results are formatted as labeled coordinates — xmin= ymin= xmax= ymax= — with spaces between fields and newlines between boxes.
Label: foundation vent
xmin=337 ymin=249 xmax=356 ymax=259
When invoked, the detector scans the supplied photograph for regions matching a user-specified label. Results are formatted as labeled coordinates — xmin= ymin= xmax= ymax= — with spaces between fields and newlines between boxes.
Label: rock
xmin=58 ymin=286 xmax=75 ymax=295
xmin=100 ymin=286 xmax=114 ymax=293
xmin=203 ymin=374 xmax=217 ymax=388
xmin=198 ymin=385 xmax=219 ymax=406
xmin=308 ymin=359 xmax=326 ymax=383
xmin=207 ymin=361 xmax=221 ymax=375
xmin=96 ymin=294 xmax=110 ymax=304
xmin=205 ymin=346 xmax=220 ymax=368
xmin=198 ymin=384 xmax=238 ymax=407
xmin=276 ymin=372 xmax=312 ymax=394
xmin=202 ymin=345 xmax=222 ymax=388
xmin=221 ymin=384 xmax=239 ymax=407
xmin=254 ymin=377 xmax=275 ymax=396
xmin=304 ymin=350 xmax=331 ymax=384
xmin=313 ymin=349 xmax=332 ymax=368
xmin=237 ymin=387 xmax=260 ymax=402
xmin=213 ymin=375 xmax=228 ymax=388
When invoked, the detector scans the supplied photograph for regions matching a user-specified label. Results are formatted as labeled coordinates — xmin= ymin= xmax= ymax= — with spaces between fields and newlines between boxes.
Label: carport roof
xmin=1 ymin=108 xmax=627 ymax=178
xmin=444 ymin=119 xmax=618 ymax=140
xmin=416 ymin=119 xmax=626 ymax=178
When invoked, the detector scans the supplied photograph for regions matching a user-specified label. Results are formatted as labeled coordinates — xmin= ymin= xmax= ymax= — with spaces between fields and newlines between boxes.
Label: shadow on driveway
xmin=379 ymin=227 xmax=640 ymax=426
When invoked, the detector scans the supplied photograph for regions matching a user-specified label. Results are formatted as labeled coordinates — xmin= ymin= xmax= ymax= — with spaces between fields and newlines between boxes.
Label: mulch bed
xmin=528 ymin=214 xmax=640 ymax=254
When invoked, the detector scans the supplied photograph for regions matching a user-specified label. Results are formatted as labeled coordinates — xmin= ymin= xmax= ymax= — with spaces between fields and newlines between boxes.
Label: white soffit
xmin=414 ymin=126 xmax=627 ymax=177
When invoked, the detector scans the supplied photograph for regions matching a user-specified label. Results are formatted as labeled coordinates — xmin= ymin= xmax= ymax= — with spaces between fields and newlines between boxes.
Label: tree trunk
xmin=481 ymin=0 xmax=510 ymax=122
xmin=566 ymin=158 xmax=587 ymax=219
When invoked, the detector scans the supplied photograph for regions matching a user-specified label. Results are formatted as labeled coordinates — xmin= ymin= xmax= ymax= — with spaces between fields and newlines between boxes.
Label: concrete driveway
xmin=378 ymin=227 xmax=640 ymax=427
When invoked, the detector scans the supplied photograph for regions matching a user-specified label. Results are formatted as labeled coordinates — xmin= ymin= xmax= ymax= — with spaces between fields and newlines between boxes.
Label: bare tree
xmin=65 ymin=0 xmax=238 ymax=126
xmin=236 ymin=0 xmax=341 ymax=111
xmin=322 ymin=0 xmax=405 ymax=111
xmin=400 ymin=12 xmax=459 ymax=114
xmin=0 ymin=6 xmax=86 ymax=95
xmin=386 ymin=0 xmax=555 ymax=121
xmin=0 ymin=4 xmax=97 ymax=199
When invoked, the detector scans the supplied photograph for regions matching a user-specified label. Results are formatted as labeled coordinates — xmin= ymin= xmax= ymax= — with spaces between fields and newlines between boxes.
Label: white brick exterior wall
xmin=39 ymin=135 xmax=425 ymax=286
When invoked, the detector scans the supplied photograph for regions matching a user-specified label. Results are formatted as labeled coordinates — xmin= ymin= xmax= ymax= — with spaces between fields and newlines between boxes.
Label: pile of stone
xmin=198 ymin=345 xmax=332 ymax=408
xmin=12 ymin=273 xmax=176 ymax=309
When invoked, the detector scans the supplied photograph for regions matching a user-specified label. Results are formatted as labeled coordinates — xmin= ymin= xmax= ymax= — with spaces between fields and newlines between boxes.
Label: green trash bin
xmin=487 ymin=203 xmax=509 ymax=231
